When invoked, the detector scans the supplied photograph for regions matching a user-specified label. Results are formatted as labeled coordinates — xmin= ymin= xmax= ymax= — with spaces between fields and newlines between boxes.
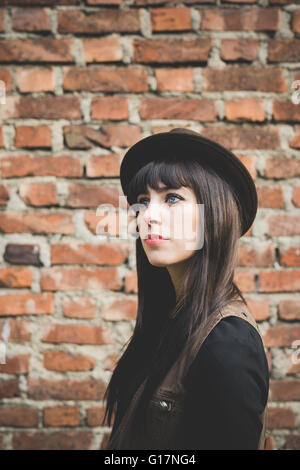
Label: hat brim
xmin=120 ymin=131 xmax=258 ymax=237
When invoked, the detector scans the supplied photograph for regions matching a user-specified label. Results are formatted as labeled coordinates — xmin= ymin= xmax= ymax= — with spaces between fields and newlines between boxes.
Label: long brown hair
xmin=101 ymin=154 xmax=247 ymax=438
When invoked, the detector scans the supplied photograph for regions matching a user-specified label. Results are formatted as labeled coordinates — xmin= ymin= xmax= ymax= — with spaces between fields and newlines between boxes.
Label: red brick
xmin=292 ymin=10 xmax=300 ymax=33
xmin=66 ymin=183 xmax=121 ymax=208
xmin=63 ymin=124 xmax=142 ymax=149
xmin=292 ymin=187 xmax=300 ymax=208
xmin=0 ymin=319 xmax=30 ymax=342
xmin=19 ymin=182 xmax=57 ymax=207
xmin=40 ymin=267 xmax=122 ymax=291
xmin=237 ymin=242 xmax=275 ymax=267
xmin=264 ymin=157 xmax=300 ymax=179
xmin=86 ymin=153 xmax=122 ymax=178
xmin=225 ymin=98 xmax=265 ymax=122
xmin=27 ymin=378 xmax=106 ymax=400
xmin=273 ymin=100 xmax=300 ymax=122
xmin=103 ymin=353 xmax=119 ymax=372
xmin=0 ymin=184 xmax=9 ymax=206
xmin=42 ymin=323 xmax=113 ymax=345
xmin=151 ymin=7 xmax=192 ymax=31
xmin=12 ymin=431 xmax=93 ymax=450
xmin=62 ymin=297 xmax=96 ymax=319
xmin=0 ymin=266 xmax=33 ymax=288
xmin=289 ymin=127 xmax=300 ymax=149
xmin=234 ymin=269 xmax=255 ymax=292
xmin=91 ymin=96 xmax=128 ymax=120
xmin=102 ymin=297 xmax=138 ymax=321
xmin=264 ymin=325 xmax=300 ymax=347
xmin=155 ymin=68 xmax=194 ymax=92
xmin=51 ymin=242 xmax=130 ymax=265
xmin=82 ymin=37 xmax=123 ymax=63
xmin=2 ymin=96 xmax=81 ymax=120
xmin=278 ymin=299 xmax=300 ymax=320
xmin=0 ymin=212 xmax=73 ymax=235
xmin=139 ymin=97 xmax=217 ymax=121
xmin=84 ymin=210 xmax=122 ymax=237
xmin=257 ymin=186 xmax=285 ymax=209
xmin=58 ymin=8 xmax=140 ymax=33
xmin=134 ymin=0 xmax=216 ymax=3
xmin=203 ymin=67 xmax=286 ymax=92
xmin=0 ymin=38 xmax=73 ymax=63
xmin=284 ymin=434 xmax=300 ymax=451
xmin=44 ymin=406 xmax=81 ymax=427
xmin=87 ymin=0 xmax=122 ymax=3
xmin=0 ymin=9 xmax=6 ymax=32
xmin=259 ymin=270 xmax=300 ymax=292
xmin=2 ymin=0 xmax=77 ymax=4
xmin=201 ymin=8 xmax=281 ymax=31
xmin=16 ymin=67 xmax=54 ymax=92
xmin=0 ymin=69 xmax=12 ymax=92
xmin=124 ymin=270 xmax=138 ymax=294
xmin=133 ymin=37 xmax=212 ymax=63
xmin=0 ymin=378 xmax=20 ymax=398
xmin=63 ymin=67 xmax=149 ymax=92
xmin=268 ymin=39 xmax=300 ymax=62
xmin=0 ymin=354 xmax=30 ymax=374
xmin=201 ymin=126 xmax=280 ymax=150
xmin=245 ymin=298 xmax=270 ymax=322
xmin=14 ymin=126 xmax=51 ymax=148
xmin=86 ymin=406 xmax=109 ymax=427
xmin=0 ymin=127 xmax=3 ymax=148
xmin=267 ymin=214 xmax=300 ymax=236
xmin=220 ymin=39 xmax=259 ymax=61
xmin=0 ymin=292 xmax=53 ymax=316
xmin=43 ymin=351 xmax=95 ymax=371
xmin=0 ymin=406 xmax=38 ymax=427
xmin=11 ymin=7 xmax=51 ymax=32
xmin=270 ymin=379 xmax=300 ymax=401
xmin=279 ymin=246 xmax=300 ymax=268
xmin=0 ymin=155 xmax=82 ymax=178
xmin=267 ymin=407 xmax=296 ymax=429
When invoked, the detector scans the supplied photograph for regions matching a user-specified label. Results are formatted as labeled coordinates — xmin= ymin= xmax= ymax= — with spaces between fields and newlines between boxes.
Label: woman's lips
xmin=145 ymin=238 xmax=168 ymax=245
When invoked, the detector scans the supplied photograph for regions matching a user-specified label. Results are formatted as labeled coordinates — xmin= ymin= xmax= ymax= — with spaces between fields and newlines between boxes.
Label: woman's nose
xmin=142 ymin=201 xmax=162 ymax=225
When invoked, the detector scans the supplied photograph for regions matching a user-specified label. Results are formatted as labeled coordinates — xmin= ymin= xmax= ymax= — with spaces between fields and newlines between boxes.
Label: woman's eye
xmin=137 ymin=194 xmax=182 ymax=206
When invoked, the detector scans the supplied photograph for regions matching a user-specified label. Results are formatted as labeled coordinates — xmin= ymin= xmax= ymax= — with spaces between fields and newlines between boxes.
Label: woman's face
xmin=135 ymin=182 xmax=202 ymax=268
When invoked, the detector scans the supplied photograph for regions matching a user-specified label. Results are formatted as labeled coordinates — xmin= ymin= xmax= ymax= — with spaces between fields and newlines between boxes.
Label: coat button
xmin=159 ymin=400 xmax=171 ymax=410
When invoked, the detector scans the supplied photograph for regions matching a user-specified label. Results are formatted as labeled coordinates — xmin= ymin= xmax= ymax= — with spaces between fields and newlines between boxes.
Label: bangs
xmin=127 ymin=159 xmax=196 ymax=205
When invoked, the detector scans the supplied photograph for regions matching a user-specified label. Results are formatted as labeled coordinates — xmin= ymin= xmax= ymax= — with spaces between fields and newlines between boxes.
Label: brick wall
xmin=0 ymin=0 xmax=299 ymax=451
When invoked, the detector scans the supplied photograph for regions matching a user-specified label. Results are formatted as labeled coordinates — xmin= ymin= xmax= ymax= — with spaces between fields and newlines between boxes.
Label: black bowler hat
xmin=120 ymin=127 xmax=258 ymax=237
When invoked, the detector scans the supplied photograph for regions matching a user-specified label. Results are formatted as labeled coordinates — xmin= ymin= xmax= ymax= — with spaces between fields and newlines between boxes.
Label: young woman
xmin=101 ymin=128 xmax=270 ymax=450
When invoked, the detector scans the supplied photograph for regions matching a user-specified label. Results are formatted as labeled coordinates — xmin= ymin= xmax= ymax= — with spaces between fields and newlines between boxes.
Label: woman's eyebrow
xmin=140 ymin=187 xmax=180 ymax=195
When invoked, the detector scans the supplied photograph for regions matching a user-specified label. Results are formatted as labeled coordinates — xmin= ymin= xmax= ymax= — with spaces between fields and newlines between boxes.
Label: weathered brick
xmin=201 ymin=8 xmax=281 ymax=31
xmin=42 ymin=323 xmax=114 ymax=345
xmin=0 ymin=9 xmax=6 ymax=32
xmin=279 ymin=246 xmax=300 ymax=268
xmin=0 ymin=184 xmax=9 ymax=206
xmin=267 ymin=215 xmax=300 ymax=236
xmin=16 ymin=67 xmax=55 ymax=92
xmin=0 ymin=212 xmax=73 ymax=235
xmin=264 ymin=325 xmax=300 ymax=347
xmin=0 ymin=354 xmax=30 ymax=374
xmin=58 ymin=8 xmax=141 ymax=33
xmin=150 ymin=7 xmax=192 ymax=31
xmin=0 ymin=38 xmax=73 ymax=63
xmin=11 ymin=7 xmax=51 ymax=32
xmin=51 ymin=242 xmax=131 ymax=265
xmin=264 ymin=157 xmax=300 ymax=179
xmin=278 ymin=299 xmax=300 ymax=320
xmin=63 ymin=124 xmax=142 ymax=149
xmin=27 ymin=378 xmax=106 ymax=400
xmin=124 ymin=270 xmax=138 ymax=294
xmin=0 ymin=406 xmax=38 ymax=427
xmin=40 ymin=267 xmax=122 ymax=291
xmin=0 ymin=292 xmax=53 ymax=316
xmin=0 ymin=266 xmax=33 ymax=288
xmin=63 ymin=67 xmax=149 ymax=92
xmin=43 ymin=406 xmax=81 ymax=427
xmin=273 ymin=100 xmax=300 ymax=122
xmin=0 ymin=319 xmax=30 ymax=342
xmin=225 ymin=98 xmax=265 ymax=122
xmin=0 ymin=155 xmax=82 ymax=178
xmin=270 ymin=379 xmax=300 ymax=401
xmin=84 ymin=210 xmax=122 ymax=237
xmin=257 ymin=186 xmax=285 ymax=209
xmin=237 ymin=242 xmax=275 ymax=267
xmin=43 ymin=350 xmax=95 ymax=371
xmin=19 ymin=182 xmax=57 ymax=207
xmin=86 ymin=406 xmax=109 ymax=427
xmin=245 ymin=297 xmax=270 ymax=322
xmin=66 ymin=183 xmax=121 ymax=208
xmin=133 ymin=38 xmax=212 ymax=63
xmin=0 ymin=378 xmax=20 ymax=399
xmin=268 ymin=39 xmax=300 ymax=63
xmin=12 ymin=431 xmax=93 ymax=450
xmin=62 ymin=297 xmax=96 ymax=319
xmin=91 ymin=96 xmax=129 ymax=120
xmin=234 ymin=269 xmax=255 ymax=292
xmin=155 ymin=68 xmax=194 ymax=92
xmin=259 ymin=270 xmax=300 ymax=292
xmin=1 ymin=96 xmax=81 ymax=120
xmin=0 ymin=69 xmax=12 ymax=91
xmin=201 ymin=126 xmax=280 ymax=150
xmin=86 ymin=153 xmax=122 ymax=178
xmin=220 ymin=39 xmax=259 ymax=61
xmin=102 ymin=297 xmax=138 ymax=321
xmin=203 ymin=67 xmax=286 ymax=92
xmin=139 ymin=98 xmax=217 ymax=121
xmin=292 ymin=187 xmax=300 ymax=208
xmin=14 ymin=126 xmax=51 ymax=148
xmin=267 ymin=407 xmax=296 ymax=429
xmin=82 ymin=37 xmax=123 ymax=63
xmin=292 ymin=10 xmax=300 ymax=33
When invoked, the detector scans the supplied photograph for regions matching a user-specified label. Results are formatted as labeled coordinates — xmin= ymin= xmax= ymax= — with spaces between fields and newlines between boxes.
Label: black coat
xmin=106 ymin=301 xmax=270 ymax=450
